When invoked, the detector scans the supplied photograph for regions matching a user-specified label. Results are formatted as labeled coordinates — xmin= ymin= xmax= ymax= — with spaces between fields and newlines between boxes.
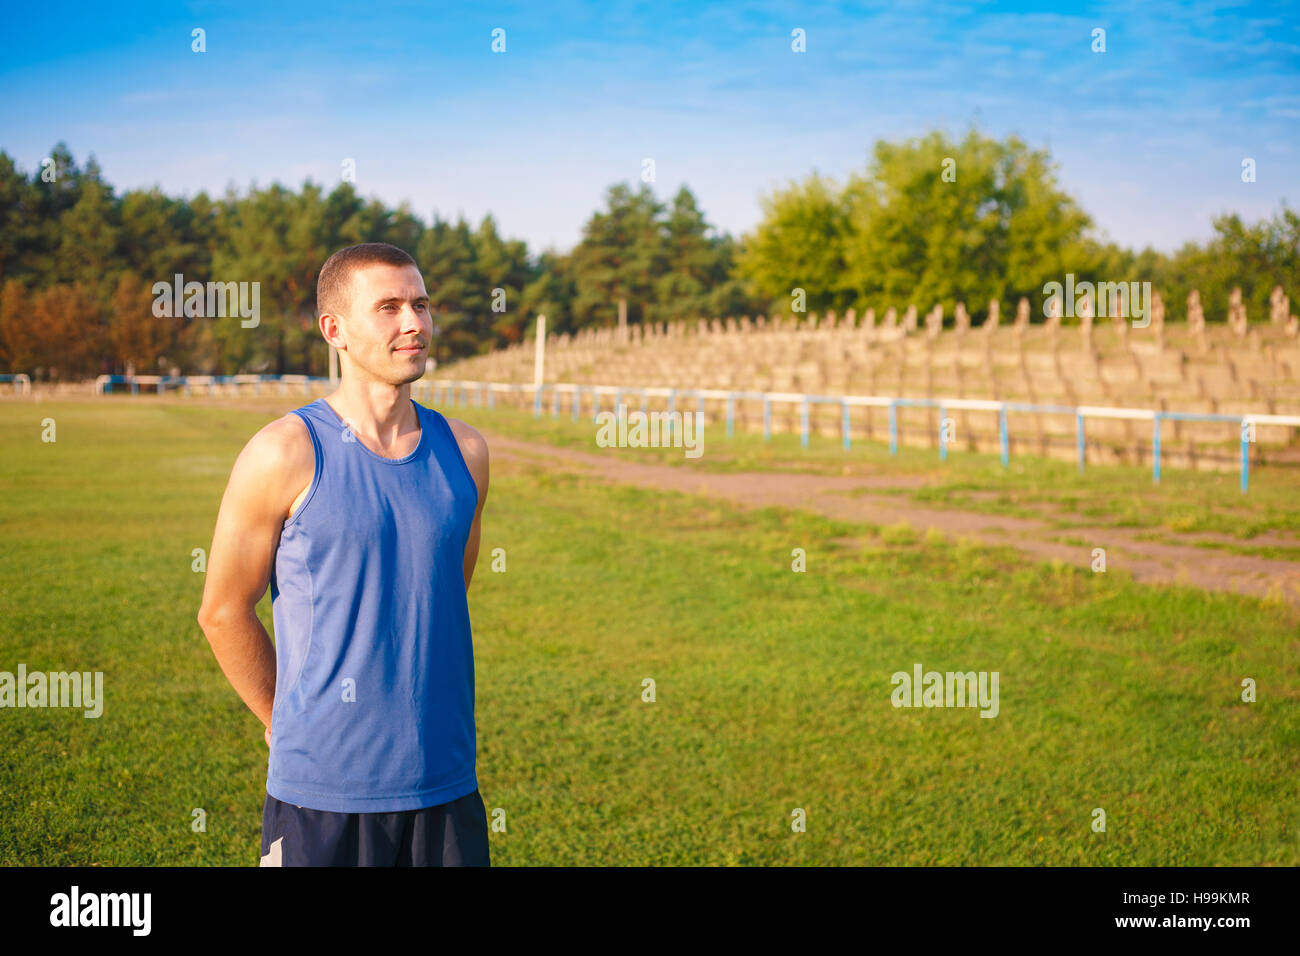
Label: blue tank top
xmin=266 ymin=397 xmax=480 ymax=812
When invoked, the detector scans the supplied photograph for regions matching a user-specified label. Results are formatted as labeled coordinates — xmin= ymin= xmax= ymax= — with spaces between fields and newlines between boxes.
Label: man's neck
xmin=324 ymin=380 xmax=418 ymax=452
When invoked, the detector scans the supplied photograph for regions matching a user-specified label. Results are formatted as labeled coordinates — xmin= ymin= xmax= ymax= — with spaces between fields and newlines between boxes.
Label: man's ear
xmin=320 ymin=312 xmax=346 ymax=351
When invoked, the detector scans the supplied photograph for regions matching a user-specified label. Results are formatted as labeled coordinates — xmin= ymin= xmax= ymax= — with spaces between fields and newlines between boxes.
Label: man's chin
xmin=349 ymin=356 xmax=426 ymax=388
xmin=393 ymin=364 xmax=426 ymax=386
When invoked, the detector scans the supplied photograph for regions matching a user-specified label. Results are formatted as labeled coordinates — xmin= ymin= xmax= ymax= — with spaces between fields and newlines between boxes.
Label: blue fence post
xmin=999 ymin=405 xmax=1009 ymax=467
xmin=726 ymin=393 xmax=735 ymax=439
xmin=640 ymin=389 xmax=648 ymax=415
xmin=763 ymin=398 xmax=771 ymax=440
xmin=1152 ymin=414 xmax=1162 ymax=484
xmin=591 ymin=389 xmax=600 ymax=423
xmin=1076 ymin=412 xmax=1086 ymax=473
xmin=1241 ymin=418 xmax=1250 ymax=494
xmin=614 ymin=389 xmax=622 ymax=415
xmin=551 ymin=386 xmax=560 ymax=417
xmin=667 ymin=388 xmax=677 ymax=439
xmin=800 ymin=398 xmax=810 ymax=448
xmin=939 ymin=404 xmax=948 ymax=462
xmin=572 ymin=386 xmax=580 ymax=422
xmin=841 ymin=401 xmax=850 ymax=450
xmin=889 ymin=401 xmax=898 ymax=456
xmin=696 ymin=391 xmax=704 ymax=433
xmin=488 ymin=386 xmax=495 ymax=410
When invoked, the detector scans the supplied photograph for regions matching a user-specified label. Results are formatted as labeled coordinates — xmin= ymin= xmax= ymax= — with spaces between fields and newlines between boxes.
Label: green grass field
xmin=1 ymin=398 xmax=1297 ymax=865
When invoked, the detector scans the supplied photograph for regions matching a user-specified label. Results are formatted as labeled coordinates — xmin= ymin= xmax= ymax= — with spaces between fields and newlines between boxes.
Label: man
xmin=197 ymin=242 xmax=491 ymax=866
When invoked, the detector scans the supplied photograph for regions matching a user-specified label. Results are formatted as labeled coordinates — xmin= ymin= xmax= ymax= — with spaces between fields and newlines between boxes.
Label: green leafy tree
xmin=471 ymin=215 xmax=534 ymax=348
xmin=735 ymin=172 xmax=854 ymax=316
xmin=1137 ymin=206 xmax=1299 ymax=323
xmin=54 ymin=160 xmax=118 ymax=299
xmin=569 ymin=183 xmax=668 ymax=328
xmin=840 ymin=129 xmax=1092 ymax=322
xmin=417 ymin=216 xmax=481 ymax=364
xmin=647 ymin=186 xmax=753 ymax=324
xmin=519 ymin=251 xmax=575 ymax=336
xmin=0 ymin=153 xmax=46 ymax=288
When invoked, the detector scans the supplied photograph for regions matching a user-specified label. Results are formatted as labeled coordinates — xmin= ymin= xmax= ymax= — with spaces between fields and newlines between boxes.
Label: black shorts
xmin=259 ymin=789 xmax=491 ymax=867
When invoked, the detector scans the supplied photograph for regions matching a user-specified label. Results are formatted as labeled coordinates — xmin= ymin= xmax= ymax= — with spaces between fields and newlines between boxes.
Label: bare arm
xmin=448 ymin=419 xmax=490 ymax=590
xmin=197 ymin=415 xmax=313 ymax=735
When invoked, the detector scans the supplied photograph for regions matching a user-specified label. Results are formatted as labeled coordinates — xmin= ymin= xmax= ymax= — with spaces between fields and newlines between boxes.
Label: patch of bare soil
xmin=482 ymin=429 xmax=1300 ymax=608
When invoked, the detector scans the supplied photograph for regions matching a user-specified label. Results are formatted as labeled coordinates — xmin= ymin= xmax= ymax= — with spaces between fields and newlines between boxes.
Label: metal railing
xmin=95 ymin=374 xmax=331 ymax=396
xmin=0 ymin=373 xmax=31 ymax=395
xmin=428 ymin=379 xmax=1300 ymax=494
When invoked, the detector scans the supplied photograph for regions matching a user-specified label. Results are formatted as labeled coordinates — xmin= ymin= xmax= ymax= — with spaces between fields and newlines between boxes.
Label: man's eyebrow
xmin=371 ymin=294 xmax=430 ymax=307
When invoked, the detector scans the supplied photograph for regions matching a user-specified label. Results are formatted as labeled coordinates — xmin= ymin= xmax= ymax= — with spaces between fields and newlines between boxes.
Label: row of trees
xmin=1 ymin=132 xmax=1295 ymax=380
xmin=0 ymin=144 xmax=756 ymax=379
xmin=736 ymin=129 xmax=1300 ymax=328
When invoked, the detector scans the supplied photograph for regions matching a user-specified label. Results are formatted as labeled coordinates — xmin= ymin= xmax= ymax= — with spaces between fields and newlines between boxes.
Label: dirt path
xmin=480 ymin=429 xmax=1300 ymax=608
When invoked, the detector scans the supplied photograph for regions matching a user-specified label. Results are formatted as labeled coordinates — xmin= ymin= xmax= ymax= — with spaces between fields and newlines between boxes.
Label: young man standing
xmin=197 ymin=242 xmax=491 ymax=866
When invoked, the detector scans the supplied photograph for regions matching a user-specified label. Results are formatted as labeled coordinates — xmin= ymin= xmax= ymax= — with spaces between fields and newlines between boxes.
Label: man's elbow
xmin=196 ymin=603 xmax=219 ymax=635
xmin=197 ymin=601 xmax=237 ymax=637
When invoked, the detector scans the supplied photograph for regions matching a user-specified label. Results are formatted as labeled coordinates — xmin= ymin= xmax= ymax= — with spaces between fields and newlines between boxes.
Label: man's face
xmin=336 ymin=263 xmax=432 ymax=386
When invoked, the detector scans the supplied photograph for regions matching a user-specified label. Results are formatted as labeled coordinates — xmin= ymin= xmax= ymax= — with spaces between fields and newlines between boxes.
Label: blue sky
xmin=1 ymin=1 xmax=1296 ymax=255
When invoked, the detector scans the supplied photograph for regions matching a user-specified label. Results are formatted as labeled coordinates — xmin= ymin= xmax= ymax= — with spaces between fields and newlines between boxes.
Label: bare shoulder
xmin=244 ymin=413 xmax=313 ymax=473
xmin=227 ymin=413 xmax=315 ymax=515
xmin=444 ymin=417 xmax=489 ymax=495
xmin=444 ymin=417 xmax=488 ymax=463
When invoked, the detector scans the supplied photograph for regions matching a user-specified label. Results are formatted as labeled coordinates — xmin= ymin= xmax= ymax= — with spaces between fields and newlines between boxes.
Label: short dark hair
xmin=316 ymin=242 xmax=418 ymax=318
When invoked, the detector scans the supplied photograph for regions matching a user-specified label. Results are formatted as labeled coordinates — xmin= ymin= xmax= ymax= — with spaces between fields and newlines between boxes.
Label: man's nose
xmin=402 ymin=305 xmax=431 ymax=337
